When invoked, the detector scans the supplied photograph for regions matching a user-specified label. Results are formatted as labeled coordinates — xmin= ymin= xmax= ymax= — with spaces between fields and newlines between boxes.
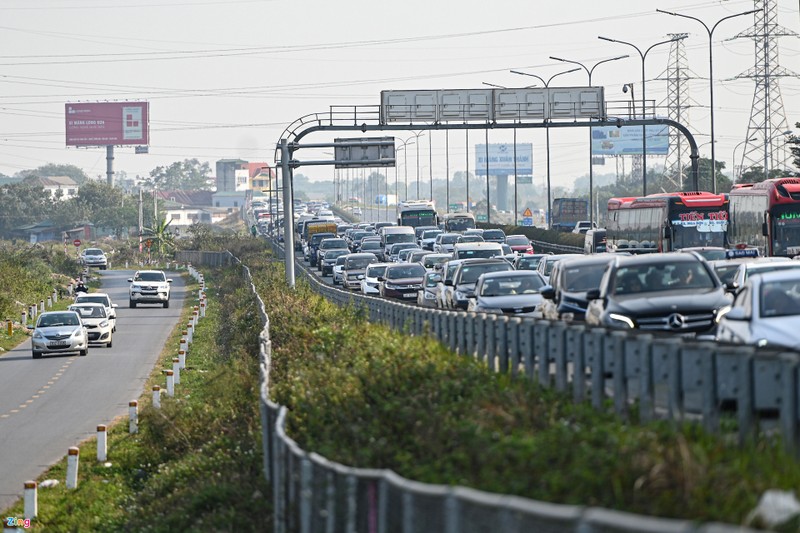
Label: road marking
xmin=0 ymin=356 xmax=79 ymax=420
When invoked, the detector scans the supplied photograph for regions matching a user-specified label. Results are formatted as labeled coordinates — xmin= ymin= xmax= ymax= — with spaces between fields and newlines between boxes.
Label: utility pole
xmin=138 ymin=189 xmax=144 ymax=253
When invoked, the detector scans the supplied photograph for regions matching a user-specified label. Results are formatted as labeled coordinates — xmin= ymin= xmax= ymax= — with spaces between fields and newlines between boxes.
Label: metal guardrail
xmin=188 ymin=249 xmax=767 ymax=532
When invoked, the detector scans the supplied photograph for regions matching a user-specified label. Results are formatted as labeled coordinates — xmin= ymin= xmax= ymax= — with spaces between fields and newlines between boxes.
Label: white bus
xmin=397 ymin=200 xmax=438 ymax=228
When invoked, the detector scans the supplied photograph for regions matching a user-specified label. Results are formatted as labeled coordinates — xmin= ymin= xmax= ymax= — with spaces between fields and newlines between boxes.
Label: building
xmin=215 ymin=159 xmax=248 ymax=193
xmin=36 ymin=176 xmax=79 ymax=200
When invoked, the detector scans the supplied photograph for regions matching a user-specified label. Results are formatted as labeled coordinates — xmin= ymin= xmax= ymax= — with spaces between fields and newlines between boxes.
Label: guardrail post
xmin=475 ymin=313 xmax=487 ymax=362
xmin=484 ymin=314 xmax=497 ymax=370
xmin=444 ymin=490 xmax=460 ymax=533
xmin=533 ymin=321 xmax=548 ymax=385
xmin=300 ymin=458 xmax=312 ymax=533
xmin=550 ymin=322 xmax=567 ymax=392
xmin=447 ymin=312 xmax=458 ymax=353
xmin=695 ymin=342 xmax=720 ymax=433
xmin=495 ymin=315 xmax=509 ymax=374
xmin=507 ymin=317 xmax=522 ymax=376
xmin=129 ymin=400 xmax=138 ymax=434
xmin=779 ymin=353 xmax=800 ymax=455
xmin=346 ymin=474 xmax=357 ymax=533
xmin=460 ymin=313 xmax=472 ymax=356
xmin=402 ymin=491 xmax=414 ymax=533
xmin=564 ymin=325 xmax=583 ymax=395
xmin=152 ymin=385 xmax=161 ymax=409
xmin=626 ymin=334 xmax=653 ymax=422
xmin=650 ymin=338 xmax=683 ymax=422
xmin=520 ymin=320 xmax=534 ymax=380
xmin=716 ymin=346 xmax=755 ymax=444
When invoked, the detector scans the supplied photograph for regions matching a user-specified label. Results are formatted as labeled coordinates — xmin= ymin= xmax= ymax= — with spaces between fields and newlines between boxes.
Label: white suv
xmin=81 ymin=248 xmax=108 ymax=270
xmin=128 ymin=270 xmax=172 ymax=308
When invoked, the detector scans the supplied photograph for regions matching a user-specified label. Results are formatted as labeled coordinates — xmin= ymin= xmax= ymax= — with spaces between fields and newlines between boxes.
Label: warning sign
xmin=522 ymin=208 xmax=533 ymax=217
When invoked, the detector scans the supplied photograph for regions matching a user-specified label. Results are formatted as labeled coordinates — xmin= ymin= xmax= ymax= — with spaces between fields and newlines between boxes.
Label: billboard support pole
xmin=106 ymin=145 xmax=114 ymax=186
xmin=280 ymin=139 xmax=296 ymax=289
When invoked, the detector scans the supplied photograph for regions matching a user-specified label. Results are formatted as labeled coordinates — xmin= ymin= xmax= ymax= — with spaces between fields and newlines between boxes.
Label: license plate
xmin=48 ymin=341 xmax=69 ymax=347
xmin=403 ymin=293 xmax=417 ymax=298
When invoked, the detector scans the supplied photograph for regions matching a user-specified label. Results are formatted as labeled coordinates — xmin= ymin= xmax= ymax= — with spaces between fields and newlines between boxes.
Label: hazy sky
xmin=1 ymin=0 xmax=799 ymax=190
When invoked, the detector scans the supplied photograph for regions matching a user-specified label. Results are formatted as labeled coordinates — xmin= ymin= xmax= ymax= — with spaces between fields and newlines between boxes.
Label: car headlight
xmin=455 ymin=290 xmax=468 ymax=300
xmin=33 ymin=330 xmax=44 ymax=339
xmin=757 ymin=339 xmax=769 ymax=347
xmin=384 ymin=282 xmax=399 ymax=289
xmin=72 ymin=328 xmax=83 ymax=338
xmin=714 ymin=305 xmax=732 ymax=324
xmin=424 ymin=292 xmax=436 ymax=299
xmin=608 ymin=313 xmax=635 ymax=329
xmin=99 ymin=320 xmax=109 ymax=328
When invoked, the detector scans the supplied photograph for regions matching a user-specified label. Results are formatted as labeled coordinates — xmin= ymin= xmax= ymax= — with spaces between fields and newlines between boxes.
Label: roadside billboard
xmin=590 ymin=124 xmax=668 ymax=156
xmin=65 ymin=102 xmax=149 ymax=146
xmin=475 ymin=143 xmax=533 ymax=176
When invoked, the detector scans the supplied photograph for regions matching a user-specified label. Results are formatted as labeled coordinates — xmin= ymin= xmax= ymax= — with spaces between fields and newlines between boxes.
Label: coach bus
xmin=728 ymin=177 xmax=800 ymax=257
xmin=606 ymin=191 xmax=729 ymax=253
xmin=397 ymin=200 xmax=438 ymax=228
xmin=441 ymin=212 xmax=476 ymax=233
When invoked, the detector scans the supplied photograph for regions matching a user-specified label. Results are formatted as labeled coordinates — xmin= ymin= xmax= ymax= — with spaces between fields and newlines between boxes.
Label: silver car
xmin=68 ymin=302 xmax=113 ymax=347
xmin=31 ymin=310 xmax=88 ymax=359
xmin=716 ymin=269 xmax=800 ymax=350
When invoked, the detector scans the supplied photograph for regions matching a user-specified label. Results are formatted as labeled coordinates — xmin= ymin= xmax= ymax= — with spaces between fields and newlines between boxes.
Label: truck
xmin=550 ymin=198 xmax=589 ymax=232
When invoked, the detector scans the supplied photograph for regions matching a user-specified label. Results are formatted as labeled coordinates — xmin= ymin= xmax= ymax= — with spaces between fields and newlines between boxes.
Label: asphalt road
xmin=0 ymin=269 xmax=187 ymax=512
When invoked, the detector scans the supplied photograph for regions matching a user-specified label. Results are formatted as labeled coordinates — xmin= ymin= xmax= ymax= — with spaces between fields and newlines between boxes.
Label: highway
xmin=0 ymin=269 xmax=187 ymax=511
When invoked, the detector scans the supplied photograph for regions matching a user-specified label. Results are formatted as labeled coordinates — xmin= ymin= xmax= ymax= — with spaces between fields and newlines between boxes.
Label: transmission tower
xmin=657 ymin=33 xmax=701 ymax=191
xmin=732 ymin=0 xmax=798 ymax=181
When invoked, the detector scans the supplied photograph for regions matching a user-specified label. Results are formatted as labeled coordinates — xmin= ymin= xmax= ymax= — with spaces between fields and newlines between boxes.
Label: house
xmin=36 ymin=176 xmax=79 ymax=200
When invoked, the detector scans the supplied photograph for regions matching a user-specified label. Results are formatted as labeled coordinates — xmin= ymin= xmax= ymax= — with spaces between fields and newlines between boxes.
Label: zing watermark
xmin=5 ymin=517 xmax=32 ymax=529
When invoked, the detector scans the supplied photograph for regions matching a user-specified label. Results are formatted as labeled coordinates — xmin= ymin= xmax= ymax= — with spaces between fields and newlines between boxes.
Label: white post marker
xmin=129 ymin=401 xmax=138 ymax=434
xmin=52 ymin=289 xmax=58 ymax=303
xmin=96 ymin=425 xmax=107 ymax=462
xmin=200 ymin=301 xmax=206 ymax=318
xmin=152 ymin=385 xmax=161 ymax=409
xmin=21 ymin=311 xmax=27 ymax=327
xmin=47 ymin=296 xmax=52 ymax=309
xmin=178 ymin=349 xmax=186 ymax=370
xmin=187 ymin=323 xmax=193 ymax=344
xmin=24 ymin=480 xmax=37 ymax=519
xmin=66 ymin=447 xmax=79 ymax=489
xmin=181 ymin=330 xmax=188 ymax=347
xmin=179 ymin=338 xmax=187 ymax=356
xmin=172 ymin=358 xmax=181 ymax=384
xmin=39 ymin=300 xmax=45 ymax=313
xmin=166 ymin=370 xmax=174 ymax=397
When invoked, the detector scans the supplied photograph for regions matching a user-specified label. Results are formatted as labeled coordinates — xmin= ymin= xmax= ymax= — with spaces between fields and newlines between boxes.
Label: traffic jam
xmin=292 ymin=178 xmax=800 ymax=352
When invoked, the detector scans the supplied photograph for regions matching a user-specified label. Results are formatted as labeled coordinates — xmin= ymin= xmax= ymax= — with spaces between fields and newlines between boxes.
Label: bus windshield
xmin=399 ymin=210 xmax=437 ymax=228
xmin=445 ymin=216 xmax=476 ymax=232
xmin=772 ymin=205 xmax=800 ymax=256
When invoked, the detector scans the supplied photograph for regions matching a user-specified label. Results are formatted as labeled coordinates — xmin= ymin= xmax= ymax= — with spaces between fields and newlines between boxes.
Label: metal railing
xmin=187 ymin=249 xmax=767 ymax=532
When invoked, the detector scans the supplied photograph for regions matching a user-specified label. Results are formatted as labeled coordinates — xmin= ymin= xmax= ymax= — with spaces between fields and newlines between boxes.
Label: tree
xmin=142 ymin=217 xmax=176 ymax=258
xmin=789 ymin=125 xmax=800 ymax=171
xmin=146 ymin=159 xmax=212 ymax=190
xmin=737 ymin=166 xmax=792 ymax=185
xmin=16 ymin=164 xmax=89 ymax=184
xmin=0 ymin=182 xmax=55 ymax=236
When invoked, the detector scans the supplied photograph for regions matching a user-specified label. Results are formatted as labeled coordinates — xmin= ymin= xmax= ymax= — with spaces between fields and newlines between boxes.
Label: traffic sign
xmin=522 ymin=217 xmax=533 ymax=227
xmin=145 ymin=239 xmax=153 ymax=249
xmin=522 ymin=207 xmax=533 ymax=217
xmin=73 ymin=239 xmax=81 ymax=247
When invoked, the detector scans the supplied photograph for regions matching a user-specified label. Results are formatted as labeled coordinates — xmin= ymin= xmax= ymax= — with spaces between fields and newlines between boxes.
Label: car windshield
xmin=516 ymin=256 xmax=542 ymax=270
xmin=423 ymin=255 xmax=449 ymax=268
xmin=506 ymin=235 xmax=528 ymax=246
xmin=457 ymin=248 xmax=501 ymax=260
xmin=71 ymin=306 xmax=106 ymax=318
xmin=480 ymin=276 xmax=543 ymax=296
xmin=458 ymin=263 xmax=512 ymax=284
xmin=84 ymin=249 xmax=104 ymax=256
xmin=744 ymin=263 xmax=800 ymax=283
xmin=391 ymin=244 xmax=418 ymax=254
xmin=325 ymin=250 xmax=349 ymax=259
xmin=76 ymin=295 xmax=110 ymax=306
xmin=346 ymin=257 xmax=376 ymax=269
xmin=441 ymin=234 xmax=459 ymax=244
xmin=39 ymin=313 xmax=80 ymax=327
xmin=483 ymin=230 xmax=505 ymax=240
xmin=136 ymin=272 xmax=165 ymax=282
xmin=361 ymin=241 xmax=381 ymax=250
xmin=422 ymin=230 xmax=442 ymax=239
xmin=458 ymin=235 xmax=484 ymax=243
xmin=760 ymin=280 xmax=800 ymax=317
xmin=366 ymin=265 xmax=388 ymax=278
xmin=563 ymin=265 xmax=608 ymax=292
xmin=714 ymin=264 xmax=741 ymax=285
xmin=613 ymin=262 xmax=715 ymax=295
xmin=321 ymin=239 xmax=347 ymax=249
xmin=387 ymin=264 xmax=426 ymax=279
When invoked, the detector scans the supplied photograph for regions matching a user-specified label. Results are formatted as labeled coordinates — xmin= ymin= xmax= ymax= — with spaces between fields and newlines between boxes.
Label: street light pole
xmin=657 ymin=8 xmax=759 ymax=194
xmin=395 ymin=136 xmax=416 ymax=203
xmin=510 ymin=67 xmax=580 ymax=229
xmin=412 ymin=131 xmax=425 ymax=200
xmin=598 ymin=34 xmax=685 ymax=196
xmin=550 ymin=54 xmax=629 ymax=226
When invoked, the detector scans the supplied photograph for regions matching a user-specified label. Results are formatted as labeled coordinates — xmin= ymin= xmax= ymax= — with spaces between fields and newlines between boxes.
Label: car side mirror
xmin=724 ymin=281 xmax=738 ymax=293
xmin=127 ymin=278 xmax=133 ymax=282
xmin=762 ymin=222 xmax=769 ymax=237
xmin=167 ymin=279 xmax=173 ymax=283
xmin=377 ymin=276 xmax=385 ymax=282
xmin=112 ymin=304 xmax=118 ymax=308
xmin=586 ymin=288 xmax=601 ymax=300
xmin=724 ymin=307 xmax=747 ymax=321
xmin=541 ymin=286 xmax=555 ymax=300
xmin=444 ymin=279 xmax=453 ymax=286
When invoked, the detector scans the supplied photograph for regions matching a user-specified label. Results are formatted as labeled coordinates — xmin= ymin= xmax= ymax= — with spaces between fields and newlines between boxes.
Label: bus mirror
xmin=762 ymin=222 xmax=768 ymax=237
xmin=663 ymin=227 xmax=670 ymax=239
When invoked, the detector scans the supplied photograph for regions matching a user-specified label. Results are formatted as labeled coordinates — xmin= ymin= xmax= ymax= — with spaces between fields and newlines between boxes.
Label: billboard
xmin=591 ymin=124 xmax=668 ymax=156
xmin=475 ymin=143 xmax=533 ymax=177
xmin=65 ymin=101 xmax=149 ymax=146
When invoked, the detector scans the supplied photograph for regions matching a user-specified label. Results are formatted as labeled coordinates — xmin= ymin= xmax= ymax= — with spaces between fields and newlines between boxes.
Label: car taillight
xmin=526 ymin=245 xmax=534 ymax=254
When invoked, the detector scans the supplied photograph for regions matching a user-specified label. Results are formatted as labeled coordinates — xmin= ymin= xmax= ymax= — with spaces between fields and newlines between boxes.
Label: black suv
xmin=540 ymin=254 xmax=616 ymax=321
xmin=584 ymin=252 xmax=731 ymax=334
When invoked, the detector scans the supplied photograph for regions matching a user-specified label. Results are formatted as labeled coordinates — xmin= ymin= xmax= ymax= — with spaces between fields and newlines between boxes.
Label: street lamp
xmin=550 ymin=54 xmax=629 ymax=226
xmin=396 ymin=136 xmax=416 ymax=203
xmin=411 ymin=131 xmax=426 ymax=200
xmin=657 ymin=8 xmax=759 ymax=194
xmin=510 ymin=67 xmax=580 ymax=229
xmin=598 ymin=34 xmax=686 ymax=196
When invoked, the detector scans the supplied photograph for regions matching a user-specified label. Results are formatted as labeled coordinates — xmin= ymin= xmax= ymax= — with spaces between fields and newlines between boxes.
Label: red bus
xmin=606 ymin=191 xmax=729 ymax=253
xmin=728 ymin=177 xmax=800 ymax=257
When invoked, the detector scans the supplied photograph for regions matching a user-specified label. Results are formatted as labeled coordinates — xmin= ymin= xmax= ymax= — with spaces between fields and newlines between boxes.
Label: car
xmin=716 ymin=269 xmax=800 ymax=350
xmin=407 ymin=250 xmax=430 ymax=264
xmin=68 ymin=302 xmax=113 ymax=347
xmin=80 ymin=248 xmax=108 ymax=270
xmin=584 ymin=252 xmax=731 ymax=335
xmin=514 ymin=253 xmax=548 ymax=271
xmin=727 ymin=258 xmax=800 ymax=293
xmin=419 ymin=229 xmax=443 ymax=251
xmin=128 ymin=270 xmax=172 ymax=308
xmin=678 ymin=247 xmax=729 ymax=262
xmin=396 ymin=248 xmax=422 ymax=263
xmin=463 ymin=229 xmax=485 ymax=237
xmin=361 ymin=262 xmax=391 ymax=295
xmin=417 ymin=271 xmax=443 ymax=307
xmin=439 ymin=259 xmax=468 ymax=308
xmin=421 ymin=253 xmax=452 ymax=272
xmin=456 ymin=234 xmax=485 ymax=244
xmin=482 ymin=229 xmax=506 ymax=244
xmin=583 ymin=229 xmax=607 ymax=254
xmin=447 ymin=258 xmax=515 ymax=310
xmin=468 ymin=270 xmax=547 ymax=317
xmin=30 ymin=310 xmax=88 ymax=359
xmin=73 ymin=292 xmax=118 ymax=332
xmin=342 ymin=253 xmax=379 ymax=290
xmin=387 ymin=243 xmax=421 ymax=263
xmin=316 ymin=237 xmax=349 ymax=268
xmin=572 ymin=220 xmax=597 ymax=234
xmin=359 ymin=239 xmax=385 ymax=261
xmin=332 ymin=255 xmax=347 ymax=285
xmin=320 ymin=249 xmax=350 ymax=277
xmin=452 ymin=242 xmax=504 ymax=261
xmin=539 ymin=254 xmax=616 ymax=321
xmin=379 ymin=263 xmax=427 ymax=300
xmin=536 ymin=253 xmax=582 ymax=284
xmin=305 ymin=231 xmax=336 ymax=264
xmin=505 ymin=234 xmax=534 ymax=255
xmin=433 ymin=233 xmax=460 ymax=254
xmin=499 ymin=244 xmax=517 ymax=263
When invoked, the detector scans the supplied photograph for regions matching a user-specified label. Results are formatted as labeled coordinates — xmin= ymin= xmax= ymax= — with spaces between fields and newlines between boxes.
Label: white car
xmin=128 ymin=270 xmax=172 ymax=308
xmin=68 ymin=302 xmax=113 ymax=347
xmin=80 ymin=248 xmax=108 ymax=270
xmin=361 ymin=263 xmax=390 ymax=296
xmin=30 ymin=310 xmax=88 ymax=359
xmin=332 ymin=256 xmax=347 ymax=286
xmin=73 ymin=292 xmax=118 ymax=332
xmin=716 ymin=269 xmax=800 ymax=350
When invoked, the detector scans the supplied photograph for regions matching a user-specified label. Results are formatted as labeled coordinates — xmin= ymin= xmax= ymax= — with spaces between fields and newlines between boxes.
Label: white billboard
xmin=474 ymin=143 xmax=533 ymax=176
xmin=591 ymin=124 xmax=669 ymax=156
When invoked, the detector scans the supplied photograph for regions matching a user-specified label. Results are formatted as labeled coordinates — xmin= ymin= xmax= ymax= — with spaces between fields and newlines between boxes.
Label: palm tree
xmin=142 ymin=217 xmax=176 ymax=259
